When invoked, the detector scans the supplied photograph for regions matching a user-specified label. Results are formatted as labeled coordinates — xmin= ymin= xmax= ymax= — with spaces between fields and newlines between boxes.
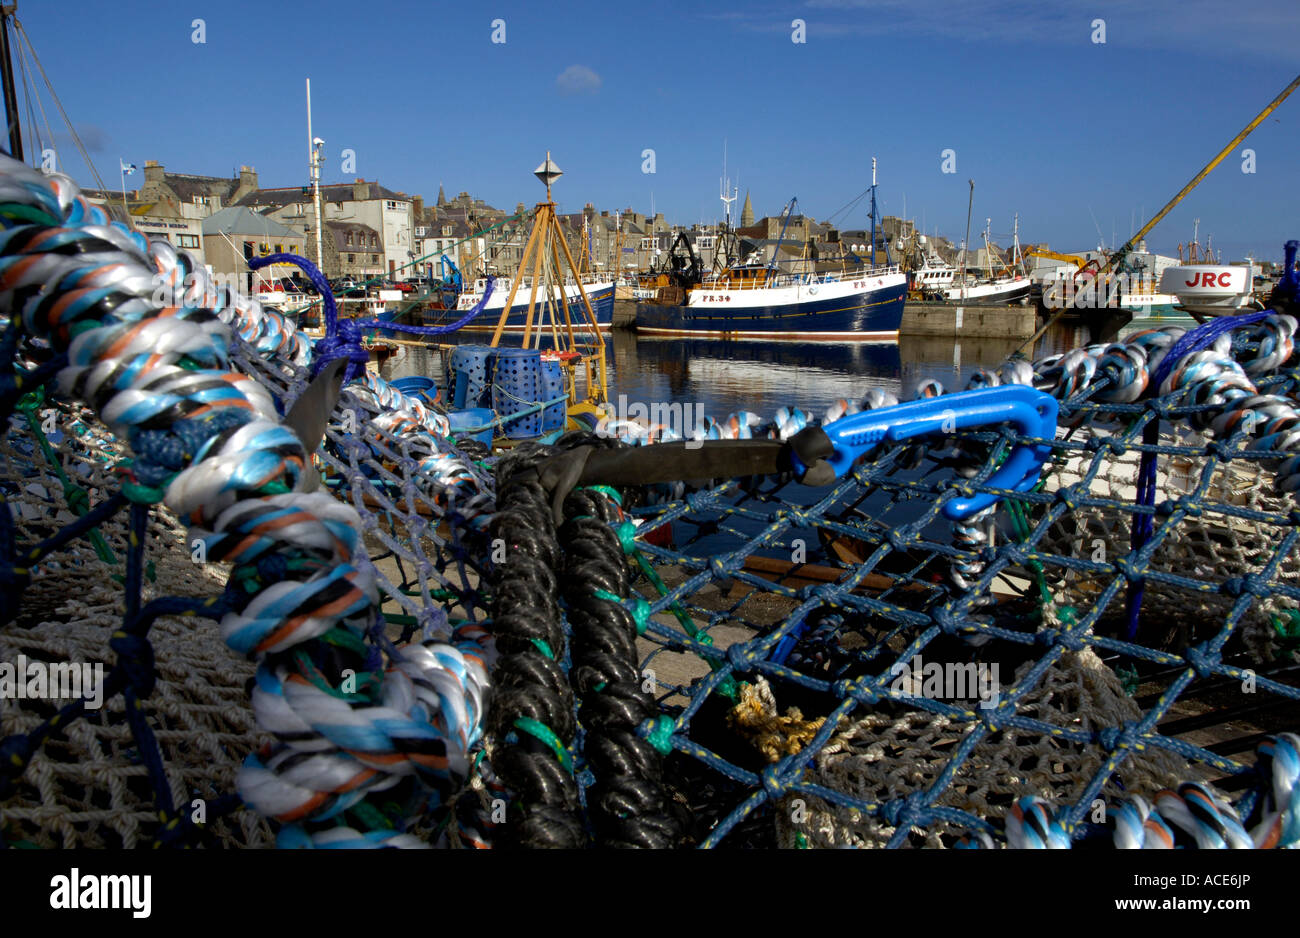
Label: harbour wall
xmin=901 ymin=302 xmax=1037 ymax=339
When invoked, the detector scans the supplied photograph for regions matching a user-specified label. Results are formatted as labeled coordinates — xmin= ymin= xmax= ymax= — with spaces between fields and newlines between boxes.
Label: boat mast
xmin=767 ymin=195 xmax=797 ymax=286
xmin=959 ymin=179 xmax=973 ymax=301
xmin=984 ymin=217 xmax=992 ymax=279
xmin=1012 ymin=213 xmax=1022 ymax=275
xmin=720 ymin=141 xmax=737 ymax=228
xmin=0 ymin=3 xmax=21 ymax=160
xmin=869 ymin=157 xmax=878 ymax=268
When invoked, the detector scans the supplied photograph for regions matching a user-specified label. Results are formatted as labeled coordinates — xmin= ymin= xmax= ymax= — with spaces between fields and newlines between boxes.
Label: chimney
xmin=353 ymin=179 xmax=370 ymax=201
xmin=143 ymin=160 xmax=165 ymax=187
xmin=412 ymin=195 xmax=424 ymax=220
xmin=235 ymin=165 xmax=258 ymax=201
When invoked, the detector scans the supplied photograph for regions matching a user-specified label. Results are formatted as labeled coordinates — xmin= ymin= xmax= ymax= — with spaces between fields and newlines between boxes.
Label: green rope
xmin=616 ymin=521 xmax=739 ymax=700
xmin=15 ymin=391 xmax=117 ymax=564
xmin=513 ymin=717 xmax=573 ymax=773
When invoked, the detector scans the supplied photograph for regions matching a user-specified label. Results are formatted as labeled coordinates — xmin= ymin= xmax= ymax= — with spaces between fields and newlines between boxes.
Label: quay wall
xmin=901 ymin=302 xmax=1037 ymax=339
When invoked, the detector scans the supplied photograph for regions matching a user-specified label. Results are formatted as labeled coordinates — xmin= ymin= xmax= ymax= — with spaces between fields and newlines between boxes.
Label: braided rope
xmin=0 ymin=156 xmax=491 ymax=846
xmin=996 ymin=732 xmax=1299 ymax=848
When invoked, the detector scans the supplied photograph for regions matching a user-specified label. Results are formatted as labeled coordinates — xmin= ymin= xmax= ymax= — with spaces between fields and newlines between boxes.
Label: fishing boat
xmin=634 ymin=160 xmax=907 ymax=340
xmin=943 ymin=214 xmax=1031 ymax=305
xmin=451 ymin=273 xmax=615 ymax=331
xmin=906 ymin=237 xmax=959 ymax=299
xmin=1113 ymin=249 xmax=1180 ymax=317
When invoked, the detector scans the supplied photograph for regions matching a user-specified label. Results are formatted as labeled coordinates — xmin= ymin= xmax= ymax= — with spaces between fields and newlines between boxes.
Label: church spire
xmin=740 ymin=190 xmax=754 ymax=227
xmin=437 ymin=183 xmax=447 ymax=207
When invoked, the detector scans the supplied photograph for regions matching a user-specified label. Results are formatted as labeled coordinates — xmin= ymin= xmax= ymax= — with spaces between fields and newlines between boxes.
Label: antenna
xmin=719 ymin=139 xmax=737 ymax=226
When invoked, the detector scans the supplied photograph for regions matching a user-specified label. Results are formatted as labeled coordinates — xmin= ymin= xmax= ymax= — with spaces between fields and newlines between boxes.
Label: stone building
xmin=201 ymin=206 xmax=304 ymax=295
xmin=237 ymin=179 xmax=414 ymax=279
xmin=83 ymin=160 xmax=260 ymax=268
xmin=325 ymin=220 xmax=386 ymax=279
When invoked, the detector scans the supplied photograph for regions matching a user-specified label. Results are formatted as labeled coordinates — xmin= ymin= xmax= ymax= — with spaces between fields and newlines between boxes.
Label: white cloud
xmin=556 ymin=65 xmax=602 ymax=96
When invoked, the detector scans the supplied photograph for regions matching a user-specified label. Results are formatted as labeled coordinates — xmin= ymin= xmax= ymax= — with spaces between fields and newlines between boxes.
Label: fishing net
xmin=613 ymin=321 xmax=1300 ymax=848
xmin=0 ymin=154 xmax=1297 ymax=850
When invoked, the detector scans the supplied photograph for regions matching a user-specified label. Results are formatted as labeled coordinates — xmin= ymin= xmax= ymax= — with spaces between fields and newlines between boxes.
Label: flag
xmin=120 ymin=160 xmax=136 ymax=175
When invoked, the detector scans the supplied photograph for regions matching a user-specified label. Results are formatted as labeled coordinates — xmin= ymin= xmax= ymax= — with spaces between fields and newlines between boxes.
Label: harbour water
xmin=381 ymin=313 xmax=1197 ymax=425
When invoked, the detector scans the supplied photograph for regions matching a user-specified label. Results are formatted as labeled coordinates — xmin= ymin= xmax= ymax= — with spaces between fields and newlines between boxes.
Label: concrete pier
xmin=612 ymin=299 xmax=637 ymax=328
xmin=901 ymin=302 xmax=1037 ymax=339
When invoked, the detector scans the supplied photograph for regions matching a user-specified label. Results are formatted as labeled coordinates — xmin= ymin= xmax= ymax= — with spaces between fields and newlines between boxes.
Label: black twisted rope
xmin=487 ymin=443 xmax=584 ymax=847
xmin=558 ymin=475 xmax=683 ymax=847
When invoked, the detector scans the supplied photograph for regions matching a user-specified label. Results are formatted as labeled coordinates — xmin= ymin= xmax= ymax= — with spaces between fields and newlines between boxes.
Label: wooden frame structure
xmin=489 ymin=153 xmax=608 ymax=406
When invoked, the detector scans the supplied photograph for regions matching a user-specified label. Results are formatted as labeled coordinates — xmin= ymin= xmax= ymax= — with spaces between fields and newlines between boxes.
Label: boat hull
xmin=451 ymin=283 xmax=615 ymax=331
xmin=942 ymin=276 xmax=1032 ymax=305
xmin=635 ymin=275 xmax=907 ymax=340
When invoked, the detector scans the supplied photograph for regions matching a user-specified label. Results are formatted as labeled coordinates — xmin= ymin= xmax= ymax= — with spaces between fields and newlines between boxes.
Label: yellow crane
xmin=1024 ymin=248 xmax=1091 ymax=271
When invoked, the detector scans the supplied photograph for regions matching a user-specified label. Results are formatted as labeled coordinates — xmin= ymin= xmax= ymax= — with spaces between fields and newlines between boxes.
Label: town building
xmin=237 ymin=179 xmax=415 ymax=280
xmin=201 ymin=206 xmax=304 ymax=295
xmin=82 ymin=160 xmax=260 ymax=268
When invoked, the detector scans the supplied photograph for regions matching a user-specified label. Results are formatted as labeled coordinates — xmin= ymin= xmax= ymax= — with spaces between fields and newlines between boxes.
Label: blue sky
xmin=16 ymin=0 xmax=1300 ymax=261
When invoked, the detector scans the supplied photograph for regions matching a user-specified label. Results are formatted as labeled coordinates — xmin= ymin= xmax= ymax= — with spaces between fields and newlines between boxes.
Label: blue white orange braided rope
xmin=0 ymin=155 xmax=492 ymax=847
xmin=993 ymin=736 xmax=1299 ymax=849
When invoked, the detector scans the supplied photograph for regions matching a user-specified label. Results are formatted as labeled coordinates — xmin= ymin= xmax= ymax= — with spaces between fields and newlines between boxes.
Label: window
xmin=193 ymin=196 xmax=209 ymax=206
xmin=273 ymin=244 xmax=282 ymax=254
xmin=177 ymin=234 xmax=200 ymax=249
xmin=243 ymin=241 xmax=253 ymax=259
xmin=640 ymin=237 xmax=654 ymax=251
xmin=348 ymin=254 xmax=355 ymax=263
xmin=346 ymin=233 xmax=353 ymax=246
xmin=370 ymin=235 xmax=377 ymax=247
xmin=386 ymin=200 xmax=398 ymax=210
xmin=258 ymin=243 xmax=270 ymax=255
xmin=443 ymin=225 xmax=454 ymax=237
xmin=697 ymin=236 xmax=715 ymax=250
xmin=371 ymin=254 xmax=378 ymax=263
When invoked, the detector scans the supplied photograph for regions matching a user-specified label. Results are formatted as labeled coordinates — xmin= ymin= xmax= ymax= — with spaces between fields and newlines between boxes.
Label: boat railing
xmin=468 ymin=274 xmax=613 ymax=294
xmin=693 ymin=265 xmax=902 ymax=291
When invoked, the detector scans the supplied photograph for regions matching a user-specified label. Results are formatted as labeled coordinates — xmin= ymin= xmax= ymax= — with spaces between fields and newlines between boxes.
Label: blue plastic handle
xmin=796 ymin=385 xmax=1059 ymax=520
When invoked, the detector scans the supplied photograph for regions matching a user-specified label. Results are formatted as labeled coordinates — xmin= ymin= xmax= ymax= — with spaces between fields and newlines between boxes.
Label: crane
xmin=1023 ymin=248 xmax=1103 ymax=280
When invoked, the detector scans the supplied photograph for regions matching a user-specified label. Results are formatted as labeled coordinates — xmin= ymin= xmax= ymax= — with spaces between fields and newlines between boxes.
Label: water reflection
xmin=381 ymin=312 xmax=1199 ymax=422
